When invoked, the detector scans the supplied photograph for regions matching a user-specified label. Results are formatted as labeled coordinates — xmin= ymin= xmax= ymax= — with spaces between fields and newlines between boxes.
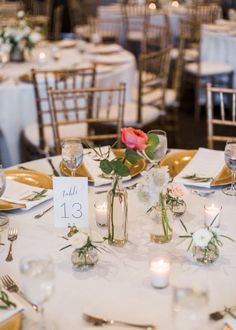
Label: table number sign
xmin=53 ymin=177 xmax=88 ymax=228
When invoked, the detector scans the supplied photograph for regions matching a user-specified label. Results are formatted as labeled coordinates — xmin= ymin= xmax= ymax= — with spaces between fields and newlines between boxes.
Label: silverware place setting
xmin=47 ymin=158 xmax=60 ymax=177
xmin=5 ymin=227 xmax=18 ymax=262
xmin=34 ymin=205 xmax=54 ymax=219
xmin=82 ymin=313 xmax=156 ymax=330
xmin=1 ymin=274 xmax=38 ymax=312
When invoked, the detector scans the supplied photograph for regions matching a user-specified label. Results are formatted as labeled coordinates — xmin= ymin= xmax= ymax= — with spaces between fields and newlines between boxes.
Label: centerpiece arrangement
xmin=91 ymin=127 xmax=159 ymax=247
xmin=137 ymin=168 xmax=187 ymax=243
xmin=0 ymin=10 xmax=41 ymax=62
xmin=179 ymin=219 xmax=234 ymax=264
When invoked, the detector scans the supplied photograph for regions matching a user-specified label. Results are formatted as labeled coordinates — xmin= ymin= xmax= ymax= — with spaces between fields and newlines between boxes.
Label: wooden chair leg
xmin=194 ymin=77 xmax=200 ymax=121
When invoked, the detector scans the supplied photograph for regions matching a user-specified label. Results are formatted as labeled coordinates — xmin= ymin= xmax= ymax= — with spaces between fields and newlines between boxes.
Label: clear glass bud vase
xmin=107 ymin=176 xmax=128 ymax=247
xmin=150 ymin=193 xmax=173 ymax=243
xmin=192 ymin=243 xmax=219 ymax=265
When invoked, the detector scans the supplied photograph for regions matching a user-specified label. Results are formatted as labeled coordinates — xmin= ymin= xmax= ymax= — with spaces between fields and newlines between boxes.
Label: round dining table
xmin=0 ymin=41 xmax=136 ymax=168
xmin=1 ymin=150 xmax=236 ymax=330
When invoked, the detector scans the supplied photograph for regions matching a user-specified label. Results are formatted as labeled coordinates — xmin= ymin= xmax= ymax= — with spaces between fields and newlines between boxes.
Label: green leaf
xmin=125 ymin=149 xmax=141 ymax=164
xmin=147 ymin=133 xmax=159 ymax=150
xmin=144 ymin=146 xmax=155 ymax=160
xmin=100 ymin=159 xmax=113 ymax=174
xmin=111 ymin=160 xmax=130 ymax=177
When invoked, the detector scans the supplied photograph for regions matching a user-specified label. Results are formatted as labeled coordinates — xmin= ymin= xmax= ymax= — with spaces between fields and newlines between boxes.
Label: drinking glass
xmin=20 ymin=255 xmax=55 ymax=330
xmin=148 ymin=130 xmax=168 ymax=166
xmin=0 ymin=166 xmax=9 ymax=231
xmin=172 ymin=286 xmax=209 ymax=330
xmin=223 ymin=140 xmax=236 ymax=196
xmin=61 ymin=138 xmax=83 ymax=177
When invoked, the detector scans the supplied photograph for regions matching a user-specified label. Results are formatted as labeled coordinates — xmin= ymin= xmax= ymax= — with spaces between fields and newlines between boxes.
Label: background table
xmin=1 ymin=153 xmax=236 ymax=329
xmin=0 ymin=43 xmax=135 ymax=167
xmin=201 ymin=23 xmax=236 ymax=87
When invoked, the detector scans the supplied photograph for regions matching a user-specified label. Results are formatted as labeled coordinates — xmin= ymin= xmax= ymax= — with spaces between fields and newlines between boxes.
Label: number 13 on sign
xmin=53 ymin=177 xmax=89 ymax=228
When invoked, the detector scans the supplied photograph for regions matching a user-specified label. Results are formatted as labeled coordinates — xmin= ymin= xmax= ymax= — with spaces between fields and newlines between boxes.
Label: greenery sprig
xmin=0 ymin=289 xmax=16 ymax=310
xmin=21 ymin=189 xmax=48 ymax=202
xmin=182 ymin=174 xmax=213 ymax=183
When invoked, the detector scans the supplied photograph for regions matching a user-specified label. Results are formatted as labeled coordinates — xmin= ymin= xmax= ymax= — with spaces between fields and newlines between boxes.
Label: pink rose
xmin=121 ymin=127 xmax=148 ymax=151
xmin=168 ymin=183 xmax=189 ymax=198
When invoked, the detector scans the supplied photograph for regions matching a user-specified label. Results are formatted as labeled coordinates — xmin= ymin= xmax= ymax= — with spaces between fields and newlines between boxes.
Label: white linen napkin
xmin=173 ymin=148 xmax=225 ymax=188
xmin=1 ymin=179 xmax=53 ymax=210
xmin=83 ymin=146 xmax=131 ymax=186
xmin=0 ymin=291 xmax=23 ymax=324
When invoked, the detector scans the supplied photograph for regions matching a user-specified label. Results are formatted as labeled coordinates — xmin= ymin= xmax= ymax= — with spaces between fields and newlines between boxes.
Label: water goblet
xmin=0 ymin=166 xmax=9 ymax=231
xmin=223 ymin=140 xmax=236 ymax=196
xmin=147 ymin=130 xmax=168 ymax=166
xmin=19 ymin=255 xmax=55 ymax=330
xmin=61 ymin=138 xmax=83 ymax=177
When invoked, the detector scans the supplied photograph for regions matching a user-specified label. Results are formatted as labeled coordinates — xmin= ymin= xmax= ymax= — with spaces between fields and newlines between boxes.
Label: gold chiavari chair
xmin=142 ymin=22 xmax=170 ymax=53
xmin=187 ymin=3 xmax=221 ymax=24
xmin=179 ymin=18 xmax=233 ymax=120
xmin=121 ymin=2 xmax=150 ymax=48
xmin=115 ymin=47 xmax=173 ymax=133
xmin=48 ymin=84 xmax=126 ymax=155
xmin=88 ymin=16 xmax=121 ymax=44
xmin=207 ymin=84 xmax=236 ymax=149
xmin=22 ymin=66 xmax=96 ymax=160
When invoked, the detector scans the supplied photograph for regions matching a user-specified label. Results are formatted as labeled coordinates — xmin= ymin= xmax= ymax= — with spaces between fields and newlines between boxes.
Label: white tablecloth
xmin=0 ymin=43 xmax=136 ymax=167
xmin=1 ymin=152 xmax=236 ymax=330
xmin=201 ymin=24 xmax=236 ymax=87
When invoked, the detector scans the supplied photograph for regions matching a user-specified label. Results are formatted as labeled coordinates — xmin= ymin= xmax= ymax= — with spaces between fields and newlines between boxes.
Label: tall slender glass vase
xmin=107 ymin=176 xmax=128 ymax=247
xmin=150 ymin=193 xmax=173 ymax=244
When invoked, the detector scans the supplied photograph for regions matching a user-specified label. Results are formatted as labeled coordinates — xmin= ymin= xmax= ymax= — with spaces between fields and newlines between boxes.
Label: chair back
xmin=187 ymin=3 xmax=220 ymax=24
xmin=138 ymin=47 xmax=172 ymax=123
xmin=48 ymin=84 xmax=126 ymax=155
xmin=88 ymin=17 xmax=121 ymax=43
xmin=207 ymin=84 xmax=236 ymax=149
xmin=142 ymin=23 xmax=170 ymax=53
xmin=121 ymin=3 xmax=150 ymax=44
xmin=31 ymin=67 xmax=96 ymax=152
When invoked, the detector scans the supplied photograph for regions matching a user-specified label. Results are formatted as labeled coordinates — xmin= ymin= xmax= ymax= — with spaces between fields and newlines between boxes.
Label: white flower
xmin=17 ymin=10 xmax=25 ymax=19
xmin=69 ymin=232 xmax=88 ymax=249
xmin=29 ymin=31 xmax=41 ymax=44
xmin=192 ymin=228 xmax=213 ymax=248
xmin=137 ymin=166 xmax=169 ymax=208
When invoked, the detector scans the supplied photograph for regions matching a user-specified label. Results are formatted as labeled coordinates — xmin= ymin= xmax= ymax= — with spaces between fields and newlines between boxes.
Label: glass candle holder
xmin=204 ymin=202 xmax=222 ymax=228
xmin=172 ymin=286 xmax=208 ymax=330
xmin=150 ymin=255 xmax=171 ymax=289
xmin=94 ymin=201 xmax=108 ymax=227
xmin=37 ymin=51 xmax=47 ymax=66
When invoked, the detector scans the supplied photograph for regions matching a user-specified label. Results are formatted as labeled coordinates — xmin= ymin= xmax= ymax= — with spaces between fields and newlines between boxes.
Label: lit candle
xmin=150 ymin=257 xmax=170 ymax=289
xmin=38 ymin=52 xmax=47 ymax=66
xmin=204 ymin=203 xmax=222 ymax=228
xmin=95 ymin=202 xmax=107 ymax=227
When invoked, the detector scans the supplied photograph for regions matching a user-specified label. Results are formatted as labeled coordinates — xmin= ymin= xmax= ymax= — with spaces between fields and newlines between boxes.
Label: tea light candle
xmin=204 ymin=203 xmax=222 ymax=228
xmin=150 ymin=257 xmax=170 ymax=288
xmin=95 ymin=202 xmax=107 ymax=227
xmin=38 ymin=51 xmax=47 ymax=66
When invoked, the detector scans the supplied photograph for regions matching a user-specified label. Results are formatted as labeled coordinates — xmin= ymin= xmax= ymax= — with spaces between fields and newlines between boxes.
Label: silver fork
xmin=5 ymin=227 xmax=18 ymax=262
xmin=1 ymin=274 xmax=38 ymax=312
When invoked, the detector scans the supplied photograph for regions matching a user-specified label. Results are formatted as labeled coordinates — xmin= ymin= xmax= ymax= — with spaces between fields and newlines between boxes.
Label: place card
xmin=53 ymin=177 xmax=88 ymax=228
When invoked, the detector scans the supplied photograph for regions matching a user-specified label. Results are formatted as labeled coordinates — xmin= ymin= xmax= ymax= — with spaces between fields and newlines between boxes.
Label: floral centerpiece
xmin=0 ymin=10 xmax=41 ymax=62
xmin=60 ymin=230 xmax=105 ymax=270
xmin=90 ymin=127 xmax=159 ymax=246
xmin=137 ymin=167 xmax=188 ymax=243
xmin=179 ymin=219 xmax=234 ymax=264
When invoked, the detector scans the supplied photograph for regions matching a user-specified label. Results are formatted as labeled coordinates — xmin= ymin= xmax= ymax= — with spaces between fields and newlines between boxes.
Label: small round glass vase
xmin=191 ymin=243 xmax=219 ymax=265
xmin=149 ymin=206 xmax=173 ymax=244
xmin=71 ymin=247 xmax=99 ymax=271
xmin=170 ymin=201 xmax=187 ymax=217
